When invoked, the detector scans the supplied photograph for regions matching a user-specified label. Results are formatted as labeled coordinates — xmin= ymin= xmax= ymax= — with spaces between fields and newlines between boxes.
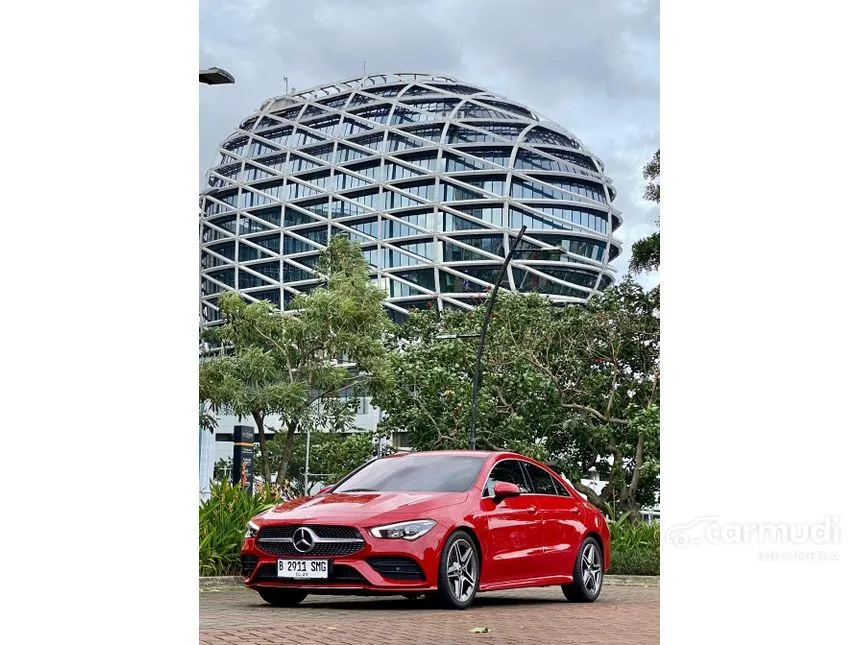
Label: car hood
xmin=258 ymin=491 xmax=468 ymax=526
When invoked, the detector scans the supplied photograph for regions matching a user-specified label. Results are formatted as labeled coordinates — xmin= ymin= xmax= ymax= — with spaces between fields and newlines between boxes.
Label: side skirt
xmin=478 ymin=575 xmax=573 ymax=592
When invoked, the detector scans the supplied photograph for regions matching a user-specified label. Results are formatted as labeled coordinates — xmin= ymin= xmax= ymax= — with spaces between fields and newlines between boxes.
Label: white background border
xmin=1 ymin=1 xmax=858 ymax=643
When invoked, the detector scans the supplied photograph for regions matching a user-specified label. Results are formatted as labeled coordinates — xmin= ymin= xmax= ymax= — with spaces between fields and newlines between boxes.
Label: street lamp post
xmin=199 ymin=66 xmax=234 ymax=501
xmin=304 ymin=426 xmax=311 ymax=497
xmin=467 ymin=225 xmax=527 ymax=450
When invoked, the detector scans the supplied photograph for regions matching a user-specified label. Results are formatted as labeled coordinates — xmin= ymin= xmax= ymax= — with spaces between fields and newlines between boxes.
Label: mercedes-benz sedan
xmin=241 ymin=450 xmax=610 ymax=609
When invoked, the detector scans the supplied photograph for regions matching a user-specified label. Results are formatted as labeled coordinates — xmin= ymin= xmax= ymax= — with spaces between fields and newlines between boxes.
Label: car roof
xmin=380 ymin=450 xmax=563 ymax=474
xmin=382 ymin=450 xmax=524 ymax=460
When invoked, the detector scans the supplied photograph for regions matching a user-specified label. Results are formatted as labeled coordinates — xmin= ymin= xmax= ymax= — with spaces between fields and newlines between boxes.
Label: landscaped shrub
xmin=199 ymin=480 xmax=281 ymax=576
xmin=608 ymin=512 xmax=660 ymax=576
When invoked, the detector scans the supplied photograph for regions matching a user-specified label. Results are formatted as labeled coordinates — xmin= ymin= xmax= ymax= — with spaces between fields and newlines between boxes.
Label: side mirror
xmin=318 ymin=485 xmax=333 ymax=495
xmin=493 ymin=481 xmax=521 ymax=500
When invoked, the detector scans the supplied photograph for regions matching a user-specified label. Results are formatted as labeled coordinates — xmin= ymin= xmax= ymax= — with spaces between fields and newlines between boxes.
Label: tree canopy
xmin=374 ymin=280 xmax=659 ymax=513
xmin=199 ymin=235 xmax=393 ymax=486
xmin=629 ymin=149 xmax=660 ymax=275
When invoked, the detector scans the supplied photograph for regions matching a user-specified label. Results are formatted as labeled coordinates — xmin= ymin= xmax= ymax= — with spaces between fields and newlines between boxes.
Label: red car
xmin=241 ymin=450 xmax=610 ymax=609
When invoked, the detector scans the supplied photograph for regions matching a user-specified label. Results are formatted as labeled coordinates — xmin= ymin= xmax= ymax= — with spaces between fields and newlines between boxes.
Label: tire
xmin=257 ymin=588 xmax=308 ymax=607
xmin=562 ymin=536 xmax=604 ymax=603
xmin=436 ymin=530 xmax=480 ymax=609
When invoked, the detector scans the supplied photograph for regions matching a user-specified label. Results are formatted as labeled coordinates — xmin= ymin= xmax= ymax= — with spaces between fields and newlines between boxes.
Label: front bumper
xmin=241 ymin=524 xmax=446 ymax=593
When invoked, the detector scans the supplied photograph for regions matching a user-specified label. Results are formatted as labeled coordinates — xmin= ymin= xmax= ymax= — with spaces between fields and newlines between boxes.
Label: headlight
xmin=370 ymin=519 xmax=436 ymax=540
xmin=244 ymin=521 xmax=260 ymax=539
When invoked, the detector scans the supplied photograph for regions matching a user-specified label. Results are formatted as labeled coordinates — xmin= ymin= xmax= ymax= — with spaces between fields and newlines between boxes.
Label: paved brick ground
xmin=200 ymin=585 xmax=659 ymax=645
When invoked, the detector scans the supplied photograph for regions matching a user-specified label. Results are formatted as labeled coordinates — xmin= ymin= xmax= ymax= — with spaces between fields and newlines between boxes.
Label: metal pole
xmin=372 ymin=403 xmax=383 ymax=458
xmin=304 ymin=427 xmax=311 ymax=496
xmin=468 ymin=225 xmax=527 ymax=450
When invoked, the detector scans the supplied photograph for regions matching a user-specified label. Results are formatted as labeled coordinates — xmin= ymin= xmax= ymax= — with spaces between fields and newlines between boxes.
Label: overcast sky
xmin=200 ymin=0 xmax=659 ymax=285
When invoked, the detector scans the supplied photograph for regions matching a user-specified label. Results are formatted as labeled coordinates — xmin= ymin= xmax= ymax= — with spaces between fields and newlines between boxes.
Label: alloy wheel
xmin=580 ymin=541 xmax=603 ymax=596
xmin=446 ymin=538 xmax=477 ymax=603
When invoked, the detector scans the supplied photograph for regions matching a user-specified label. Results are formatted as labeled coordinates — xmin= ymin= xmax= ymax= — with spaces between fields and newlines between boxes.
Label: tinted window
xmin=549 ymin=473 xmax=571 ymax=497
xmin=483 ymin=460 xmax=530 ymax=496
xmin=524 ymin=463 xmax=558 ymax=495
xmin=332 ymin=455 xmax=486 ymax=493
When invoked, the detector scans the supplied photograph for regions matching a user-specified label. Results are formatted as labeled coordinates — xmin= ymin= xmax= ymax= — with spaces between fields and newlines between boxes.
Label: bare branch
xmin=570 ymin=480 xmax=612 ymax=515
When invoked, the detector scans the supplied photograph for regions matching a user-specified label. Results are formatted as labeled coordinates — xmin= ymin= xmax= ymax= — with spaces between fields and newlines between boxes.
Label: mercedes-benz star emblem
xmin=292 ymin=527 xmax=315 ymax=553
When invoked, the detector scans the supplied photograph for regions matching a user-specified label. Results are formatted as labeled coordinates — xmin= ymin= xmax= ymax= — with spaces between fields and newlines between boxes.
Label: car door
xmin=522 ymin=462 xmax=585 ymax=578
xmin=478 ymin=459 xmax=547 ymax=584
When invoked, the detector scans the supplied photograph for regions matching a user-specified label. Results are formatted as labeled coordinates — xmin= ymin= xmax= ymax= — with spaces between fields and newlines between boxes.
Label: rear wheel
xmin=562 ymin=536 xmax=604 ymax=602
xmin=257 ymin=588 xmax=308 ymax=607
xmin=436 ymin=530 xmax=480 ymax=609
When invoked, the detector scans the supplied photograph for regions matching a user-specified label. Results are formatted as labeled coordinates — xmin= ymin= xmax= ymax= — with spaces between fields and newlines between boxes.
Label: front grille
xmin=258 ymin=541 xmax=365 ymax=556
xmin=240 ymin=555 xmax=259 ymax=578
xmin=259 ymin=525 xmax=361 ymax=539
xmin=256 ymin=525 xmax=365 ymax=557
xmin=367 ymin=556 xmax=426 ymax=581
xmin=254 ymin=563 xmax=368 ymax=584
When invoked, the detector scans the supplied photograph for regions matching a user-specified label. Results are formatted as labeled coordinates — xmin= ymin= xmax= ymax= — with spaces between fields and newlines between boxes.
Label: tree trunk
xmin=570 ymin=480 xmax=612 ymax=515
xmin=275 ymin=419 xmax=299 ymax=488
xmin=624 ymin=431 xmax=646 ymax=513
xmin=251 ymin=410 xmax=271 ymax=484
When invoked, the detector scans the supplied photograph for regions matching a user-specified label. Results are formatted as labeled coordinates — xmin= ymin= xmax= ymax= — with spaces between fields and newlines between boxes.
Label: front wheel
xmin=436 ymin=530 xmax=480 ymax=609
xmin=562 ymin=536 xmax=604 ymax=602
xmin=257 ymin=588 xmax=308 ymax=607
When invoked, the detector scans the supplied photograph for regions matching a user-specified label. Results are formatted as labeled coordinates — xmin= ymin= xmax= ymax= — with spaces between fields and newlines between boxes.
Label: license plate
xmin=276 ymin=559 xmax=330 ymax=579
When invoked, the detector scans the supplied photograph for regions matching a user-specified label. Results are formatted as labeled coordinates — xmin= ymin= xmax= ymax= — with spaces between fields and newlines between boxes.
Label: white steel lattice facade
xmin=200 ymin=73 xmax=622 ymax=324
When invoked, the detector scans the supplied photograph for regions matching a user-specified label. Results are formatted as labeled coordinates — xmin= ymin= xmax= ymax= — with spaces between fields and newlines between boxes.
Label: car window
xmin=524 ymin=463 xmax=559 ymax=495
xmin=483 ymin=459 xmax=530 ymax=496
xmin=550 ymin=473 xmax=570 ymax=497
xmin=549 ymin=473 xmax=572 ymax=497
xmin=331 ymin=454 xmax=486 ymax=493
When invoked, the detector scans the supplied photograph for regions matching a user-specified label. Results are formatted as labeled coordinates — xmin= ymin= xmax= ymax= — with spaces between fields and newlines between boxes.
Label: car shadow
xmin=253 ymin=594 xmax=568 ymax=611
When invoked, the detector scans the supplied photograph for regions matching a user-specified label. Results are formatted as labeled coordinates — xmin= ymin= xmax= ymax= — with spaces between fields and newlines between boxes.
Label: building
xmin=200 ymin=72 xmax=622 ymax=325
xmin=199 ymin=72 xmax=623 ymax=464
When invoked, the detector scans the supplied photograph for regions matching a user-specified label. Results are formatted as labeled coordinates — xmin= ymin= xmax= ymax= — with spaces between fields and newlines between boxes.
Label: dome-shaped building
xmin=200 ymin=73 xmax=622 ymax=324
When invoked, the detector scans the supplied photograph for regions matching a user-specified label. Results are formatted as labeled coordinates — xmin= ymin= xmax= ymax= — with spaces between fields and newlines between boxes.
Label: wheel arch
xmin=453 ymin=525 xmax=483 ymax=565
xmin=584 ymin=530 xmax=610 ymax=570
xmin=442 ymin=523 xmax=484 ymax=584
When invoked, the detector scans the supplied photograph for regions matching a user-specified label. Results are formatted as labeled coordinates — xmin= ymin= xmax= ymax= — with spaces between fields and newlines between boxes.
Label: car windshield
xmin=332 ymin=454 xmax=487 ymax=493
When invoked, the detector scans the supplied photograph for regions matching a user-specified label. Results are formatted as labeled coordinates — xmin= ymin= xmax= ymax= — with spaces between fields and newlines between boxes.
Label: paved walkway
xmin=200 ymin=585 xmax=659 ymax=645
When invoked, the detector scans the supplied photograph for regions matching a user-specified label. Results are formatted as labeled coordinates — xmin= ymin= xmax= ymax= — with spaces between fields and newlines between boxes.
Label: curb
xmin=200 ymin=576 xmax=243 ymax=588
xmin=602 ymin=575 xmax=659 ymax=586
xmin=199 ymin=574 xmax=659 ymax=589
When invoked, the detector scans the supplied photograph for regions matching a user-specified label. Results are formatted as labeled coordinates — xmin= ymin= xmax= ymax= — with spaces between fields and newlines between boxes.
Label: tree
xmin=260 ymin=430 xmax=380 ymax=497
xmin=375 ymin=282 xmax=659 ymax=515
xmin=199 ymin=234 xmax=393 ymax=487
xmin=509 ymin=280 xmax=660 ymax=514
xmin=200 ymin=337 xmax=286 ymax=482
xmin=374 ymin=297 xmax=559 ymax=460
xmin=629 ymin=149 xmax=660 ymax=275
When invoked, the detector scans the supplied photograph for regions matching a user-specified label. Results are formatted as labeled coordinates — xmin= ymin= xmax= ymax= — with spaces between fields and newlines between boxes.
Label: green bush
xmin=608 ymin=513 xmax=660 ymax=576
xmin=199 ymin=480 xmax=281 ymax=576
xmin=609 ymin=547 xmax=660 ymax=576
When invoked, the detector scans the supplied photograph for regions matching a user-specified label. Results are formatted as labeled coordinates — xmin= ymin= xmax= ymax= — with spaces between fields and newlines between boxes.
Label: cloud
xmin=200 ymin=0 xmax=659 ymax=278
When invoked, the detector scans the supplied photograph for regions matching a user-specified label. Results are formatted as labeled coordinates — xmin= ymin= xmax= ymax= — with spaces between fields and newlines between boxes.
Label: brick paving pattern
xmin=200 ymin=585 xmax=658 ymax=644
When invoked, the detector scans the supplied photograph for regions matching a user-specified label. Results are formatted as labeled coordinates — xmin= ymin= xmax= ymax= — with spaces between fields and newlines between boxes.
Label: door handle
xmin=527 ymin=505 xmax=538 ymax=514
xmin=571 ymin=507 xmax=581 ymax=514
